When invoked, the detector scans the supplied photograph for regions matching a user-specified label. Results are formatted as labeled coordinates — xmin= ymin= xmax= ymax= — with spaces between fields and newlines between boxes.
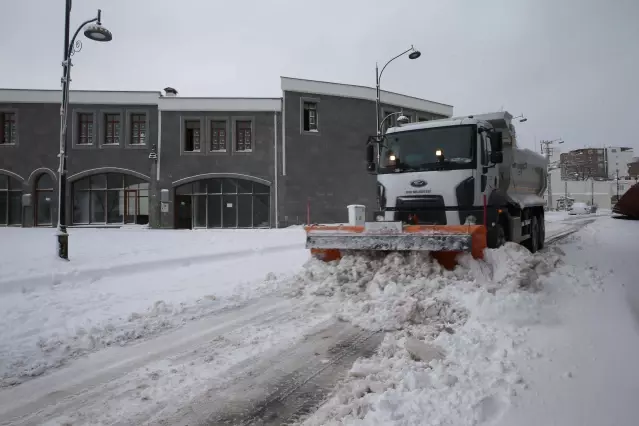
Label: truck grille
xmin=393 ymin=196 xmax=447 ymax=225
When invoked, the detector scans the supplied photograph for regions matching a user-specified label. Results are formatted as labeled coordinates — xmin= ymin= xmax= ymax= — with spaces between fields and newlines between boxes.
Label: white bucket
xmin=347 ymin=204 xmax=366 ymax=226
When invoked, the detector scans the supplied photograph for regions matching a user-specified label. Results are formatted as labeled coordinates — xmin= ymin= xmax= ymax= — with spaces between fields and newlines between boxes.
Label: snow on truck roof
xmin=386 ymin=111 xmax=515 ymax=135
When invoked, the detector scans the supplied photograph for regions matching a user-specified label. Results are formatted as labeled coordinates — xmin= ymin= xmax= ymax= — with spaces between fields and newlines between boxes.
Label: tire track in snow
xmin=0 ymin=296 xmax=305 ymax=425
xmin=544 ymin=218 xmax=597 ymax=246
xmin=163 ymin=321 xmax=383 ymax=426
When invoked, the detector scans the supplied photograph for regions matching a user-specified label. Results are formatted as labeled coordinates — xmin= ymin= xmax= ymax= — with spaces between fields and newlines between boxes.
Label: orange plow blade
xmin=304 ymin=222 xmax=487 ymax=270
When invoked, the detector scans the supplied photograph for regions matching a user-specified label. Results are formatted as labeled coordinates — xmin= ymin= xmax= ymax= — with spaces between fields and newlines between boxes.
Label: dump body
xmin=613 ymin=182 xmax=639 ymax=218
xmin=474 ymin=112 xmax=547 ymax=208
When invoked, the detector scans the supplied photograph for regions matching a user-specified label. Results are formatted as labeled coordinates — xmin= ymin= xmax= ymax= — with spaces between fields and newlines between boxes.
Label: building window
xmin=1 ymin=112 xmax=16 ymax=145
xmin=130 ymin=113 xmax=147 ymax=145
xmin=184 ymin=120 xmax=201 ymax=152
xmin=72 ymin=173 xmax=148 ymax=225
xmin=0 ymin=174 xmax=22 ymax=226
xmin=210 ymin=120 xmax=227 ymax=151
xmin=174 ymin=178 xmax=269 ymax=229
xmin=235 ymin=120 xmax=252 ymax=151
xmin=35 ymin=174 xmax=54 ymax=226
xmin=103 ymin=113 xmax=121 ymax=145
xmin=77 ymin=113 xmax=94 ymax=145
xmin=303 ymin=101 xmax=318 ymax=132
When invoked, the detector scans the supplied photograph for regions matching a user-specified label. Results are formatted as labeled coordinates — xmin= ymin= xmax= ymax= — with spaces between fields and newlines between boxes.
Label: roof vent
xmin=163 ymin=87 xmax=178 ymax=97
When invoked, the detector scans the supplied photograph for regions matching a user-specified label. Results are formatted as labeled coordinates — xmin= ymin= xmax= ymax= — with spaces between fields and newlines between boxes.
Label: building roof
xmin=0 ymin=76 xmax=455 ymax=115
xmin=0 ymin=88 xmax=162 ymax=105
xmin=280 ymin=76 xmax=453 ymax=117
xmin=0 ymin=88 xmax=282 ymax=111
xmin=157 ymin=97 xmax=282 ymax=112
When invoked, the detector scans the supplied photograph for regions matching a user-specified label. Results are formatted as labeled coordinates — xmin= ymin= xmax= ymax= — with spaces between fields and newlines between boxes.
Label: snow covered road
xmin=0 ymin=215 xmax=617 ymax=425
xmin=0 ymin=228 xmax=307 ymax=387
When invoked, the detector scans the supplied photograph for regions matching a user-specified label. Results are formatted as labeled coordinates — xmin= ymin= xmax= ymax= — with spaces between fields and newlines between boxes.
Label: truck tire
xmin=523 ymin=215 xmax=539 ymax=253
xmin=538 ymin=213 xmax=545 ymax=250
xmin=487 ymin=223 xmax=507 ymax=249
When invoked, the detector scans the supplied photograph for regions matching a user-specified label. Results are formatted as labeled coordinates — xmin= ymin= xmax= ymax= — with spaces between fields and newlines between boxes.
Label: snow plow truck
xmin=304 ymin=111 xmax=549 ymax=269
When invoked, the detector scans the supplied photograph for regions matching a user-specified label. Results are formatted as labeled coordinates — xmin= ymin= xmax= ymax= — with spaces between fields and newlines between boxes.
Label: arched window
xmin=35 ymin=174 xmax=54 ymax=226
xmin=174 ymin=178 xmax=270 ymax=229
xmin=72 ymin=173 xmax=149 ymax=225
xmin=0 ymin=175 xmax=22 ymax=226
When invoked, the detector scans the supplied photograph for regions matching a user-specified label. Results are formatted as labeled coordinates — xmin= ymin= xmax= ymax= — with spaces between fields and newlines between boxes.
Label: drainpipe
xmin=273 ymin=111 xmax=279 ymax=228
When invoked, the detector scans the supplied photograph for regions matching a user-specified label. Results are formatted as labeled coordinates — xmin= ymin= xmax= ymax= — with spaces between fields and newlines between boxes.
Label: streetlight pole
xmin=375 ymin=45 xmax=421 ymax=142
xmin=56 ymin=5 xmax=113 ymax=260
xmin=540 ymin=138 xmax=563 ymax=210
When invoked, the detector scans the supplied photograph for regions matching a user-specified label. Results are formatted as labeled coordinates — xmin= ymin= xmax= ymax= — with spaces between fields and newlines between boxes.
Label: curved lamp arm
xmin=68 ymin=16 xmax=99 ymax=57
xmin=379 ymin=45 xmax=416 ymax=83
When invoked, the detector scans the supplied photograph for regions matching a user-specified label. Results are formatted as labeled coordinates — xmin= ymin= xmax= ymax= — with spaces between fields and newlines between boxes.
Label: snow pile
xmin=291 ymin=244 xmax=571 ymax=425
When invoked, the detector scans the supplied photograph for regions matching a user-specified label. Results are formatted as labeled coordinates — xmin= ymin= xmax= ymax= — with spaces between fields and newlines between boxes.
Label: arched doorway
xmin=35 ymin=174 xmax=54 ymax=226
xmin=0 ymin=174 xmax=22 ymax=226
xmin=71 ymin=173 xmax=149 ymax=225
xmin=174 ymin=178 xmax=270 ymax=229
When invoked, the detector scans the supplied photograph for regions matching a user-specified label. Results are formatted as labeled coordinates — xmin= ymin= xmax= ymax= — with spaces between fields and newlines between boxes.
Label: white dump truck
xmin=304 ymin=111 xmax=548 ymax=269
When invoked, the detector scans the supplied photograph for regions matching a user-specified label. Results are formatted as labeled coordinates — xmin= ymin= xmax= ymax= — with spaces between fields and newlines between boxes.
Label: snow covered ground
xmin=2 ymin=214 xmax=637 ymax=425
xmin=296 ymin=215 xmax=639 ymax=426
xmin=0 ymin=227 xmax=306 ymax=387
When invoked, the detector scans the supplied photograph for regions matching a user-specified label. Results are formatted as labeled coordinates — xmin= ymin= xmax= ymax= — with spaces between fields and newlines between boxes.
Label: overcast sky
xmin=1 ymin=0 xmax=637 ymax=154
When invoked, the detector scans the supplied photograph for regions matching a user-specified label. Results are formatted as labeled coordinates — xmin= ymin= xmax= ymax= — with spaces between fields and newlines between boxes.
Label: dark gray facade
xmin=0 ymin=78 xmax=452 ymax=229
xmin=279 ymin=89 xmax=446 ymax=225
xmin=157 ymin=107 xmax=280 ymax=229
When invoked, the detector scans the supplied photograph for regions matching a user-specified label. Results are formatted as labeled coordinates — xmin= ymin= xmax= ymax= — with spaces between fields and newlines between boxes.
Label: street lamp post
xmin=540 ymin=138 xmax=564 ymax=210
xmin=375 ymin=45 xmax=421 ymax=140
xmin=56 ymin=2 xmax=112 ymax=260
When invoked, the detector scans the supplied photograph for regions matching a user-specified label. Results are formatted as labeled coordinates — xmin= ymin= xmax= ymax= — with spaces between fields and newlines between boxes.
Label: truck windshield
xmin=378 ymin=125 xmax=476 ymax=173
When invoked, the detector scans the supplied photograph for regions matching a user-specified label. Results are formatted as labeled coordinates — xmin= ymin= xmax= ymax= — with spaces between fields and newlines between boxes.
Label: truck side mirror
xmin=366 ymin=144 xmax=376 ymax=172
xmin=490 ymin=131 xmax=503 ymax=152
xmin=490 ymin=151 xmax=504 ymax=164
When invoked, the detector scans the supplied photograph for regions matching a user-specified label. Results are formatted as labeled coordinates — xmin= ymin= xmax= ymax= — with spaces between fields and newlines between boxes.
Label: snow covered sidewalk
xmin=494 ymin=216 xmax=639 ymax=426
xmin=0 ymin=227 xmax=307 ymax=387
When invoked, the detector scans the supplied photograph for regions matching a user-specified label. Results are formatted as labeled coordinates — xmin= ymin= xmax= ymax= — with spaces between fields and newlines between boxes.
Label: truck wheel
xmin=523 ymin=215 xmax=539 ymax=253
xmin=487 ymin=223 xmax=507 ymax=249
xmin=538 ymin=213 xmax=545 ymax=250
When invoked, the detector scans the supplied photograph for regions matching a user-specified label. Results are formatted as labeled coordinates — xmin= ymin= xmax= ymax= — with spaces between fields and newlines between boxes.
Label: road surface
xmin=0 ymin=216 xmax=596 ymax=426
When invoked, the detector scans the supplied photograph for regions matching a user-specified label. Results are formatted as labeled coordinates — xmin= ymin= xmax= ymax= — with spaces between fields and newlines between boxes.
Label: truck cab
xmin=366 ymin=111 xmax=548 ymax=252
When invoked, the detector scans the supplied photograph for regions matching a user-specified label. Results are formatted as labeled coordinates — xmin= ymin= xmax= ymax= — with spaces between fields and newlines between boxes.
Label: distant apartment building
xmin=629 ymin=158 xmax=639 ymax=179
xmin=560 ymin=146 xmax=634 ymax=180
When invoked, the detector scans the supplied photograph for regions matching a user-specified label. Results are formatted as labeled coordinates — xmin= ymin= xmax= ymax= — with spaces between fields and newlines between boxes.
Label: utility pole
xmin=540 ymin=138 xmax=564 ymax=210
xmin=616 ymin=169 xmax=620 ymax=200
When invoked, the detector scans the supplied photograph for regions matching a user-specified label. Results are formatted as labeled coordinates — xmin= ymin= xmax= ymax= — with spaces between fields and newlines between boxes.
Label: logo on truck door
xmin=410 ymin=179 xmax=427 ymax=187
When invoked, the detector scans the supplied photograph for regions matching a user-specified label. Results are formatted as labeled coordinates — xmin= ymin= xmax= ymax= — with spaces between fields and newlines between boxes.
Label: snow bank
xmin=0 ymin=227 xmax=309 ymax=387
xmin=0 ymin=227 xmax=305 ymax=285
xmin=289 ymin=240 xmax=595 ymax=425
